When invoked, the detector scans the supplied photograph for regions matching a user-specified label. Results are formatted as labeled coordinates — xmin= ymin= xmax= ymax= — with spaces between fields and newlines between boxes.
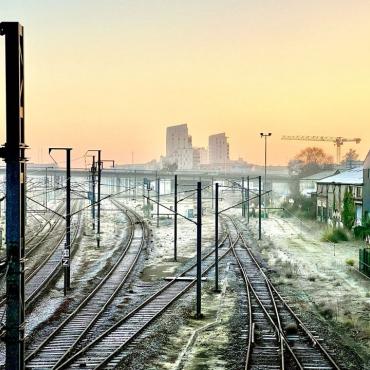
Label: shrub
xmin=342 ymin=190 xmax=355 ymax=230
xmin=353 ymin=226 xmax=370 ymax=240
xmin=317 ymin=302 xmax=334 ymax=319
xmin=321 ymin=228 xmax=349 ymax=243
xmin=345 ymin=258 xmax=355 ymax=267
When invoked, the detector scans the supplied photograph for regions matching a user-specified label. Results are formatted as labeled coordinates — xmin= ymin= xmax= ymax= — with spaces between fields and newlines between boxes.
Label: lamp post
xmin=260 ymin=132 xmax=272 ymax=217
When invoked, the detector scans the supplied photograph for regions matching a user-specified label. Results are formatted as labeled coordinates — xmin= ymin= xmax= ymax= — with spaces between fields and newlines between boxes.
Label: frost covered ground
xmin=246 ymin=214 xmax=370 ymax=369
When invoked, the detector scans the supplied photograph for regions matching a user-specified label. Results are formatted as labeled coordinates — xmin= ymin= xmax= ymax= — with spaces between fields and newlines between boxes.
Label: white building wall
xmin=177 ymin=148 xmax=194 ymax=170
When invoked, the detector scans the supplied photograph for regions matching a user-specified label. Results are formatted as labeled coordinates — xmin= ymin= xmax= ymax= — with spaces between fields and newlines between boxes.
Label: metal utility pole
xmin=91 ymin=156 xmax=96 ymax=229
xmin=214 ymin=182 xmax=219 ymax=292
xmin=258 ymin=175 xmax=262 ymax=240
xmin=174 ymin=175 xmax=178 ymax=262
xmin=97 ymin=151 xmax=101 ymax=246
xmin=45 ymin=167 xmax=48 ymax=209
xmin=98 ymin=159 xmax=114 ymax=245
xmin=260 ymin=132 xmax=272 ymax=217
xmin=247 ymin=176 xmax=250 ymax=224
xmin=211 ymin=177 xmax=214 ymax=209
xmin=49 ymin=148 xmax=72 ymax=295
xmin=1 ymin=21 xmax=26 ymax=370
xmin=196 ymin=181 xmax=202 ymax=318
xmin=87 ymin=150 xmax=102 ymax=246
xmin=142 ymin=178 xmax=145 ymax=207
xmin=147 ymin=181 xmax=150 ymax=209
xmin=156 ymin=177 xmax=160 ymax=228
xmin=134 ymin=170 xmax=137 ymax=201
xmin=241 ymin=177 xmax=245 ymax=217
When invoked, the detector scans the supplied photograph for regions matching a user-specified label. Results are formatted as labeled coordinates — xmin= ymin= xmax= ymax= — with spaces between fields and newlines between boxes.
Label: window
xmin=356 ymin=187 xmax=362 ymax=198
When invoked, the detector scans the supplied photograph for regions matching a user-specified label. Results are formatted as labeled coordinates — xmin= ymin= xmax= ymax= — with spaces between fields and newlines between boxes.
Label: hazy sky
xmin=1 ymin=1 xmax=370 ymax=166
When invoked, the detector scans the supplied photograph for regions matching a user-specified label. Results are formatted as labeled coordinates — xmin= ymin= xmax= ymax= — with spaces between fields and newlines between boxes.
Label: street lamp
xmin=260 ymin=132 xmax=272 ymax=217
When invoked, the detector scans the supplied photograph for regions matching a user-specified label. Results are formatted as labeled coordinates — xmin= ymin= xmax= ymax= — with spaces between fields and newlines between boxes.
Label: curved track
xmin=0 ymin=201 xmax=83 ymax=319
xmin=0 ymin=202 xmax=66 ymax=275
xmin=25 ymin=202 xmax=67 ymax=257
xmin=26 ymin=200 xmax=145 ymax=369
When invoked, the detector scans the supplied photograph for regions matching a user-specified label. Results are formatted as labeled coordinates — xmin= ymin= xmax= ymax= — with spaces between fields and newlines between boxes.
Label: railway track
xmin=226 ymin=216 xmax=341 ymax=370
xmin=0 ymin=201 xmax=83 ymax=319
xmin=51 ymin=230 xmax=231 ymax=369
xmin=25 ymin=199 xmax=146 ymax=369
xmin=0 ymin=202 xmax=66 ymax=274
xmin=25 ymin=202 xmax=67 ymax=257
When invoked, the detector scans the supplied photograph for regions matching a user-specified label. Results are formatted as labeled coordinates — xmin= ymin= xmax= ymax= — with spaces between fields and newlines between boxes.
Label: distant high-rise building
xmin=193 ymin=147 xmax=208 ymax=168
xmin=166 ymin=124 xmax=192 ymax=158
xmin=208 ymin=133 xmax=229 ymax=164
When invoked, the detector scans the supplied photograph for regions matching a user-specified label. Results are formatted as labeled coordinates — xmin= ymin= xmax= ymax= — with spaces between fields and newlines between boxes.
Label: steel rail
xmin=0 ymin=201 xmax=81 ymax=312
xmin=238 ymin=231 xmax=340 ymax=370
xmin=230 ymin=215 xmax=341 ymax=370
xmin=231 ymin=242 xmax=302 ymax=370
xmin=50 ymin=199 xmax=144 ymax=369
xmin=56 ymin=231 xmax=231 ymax=369
xmin=25 ymin=202 xmax=66 ymax=257
xmin=225 ymin=215 xmax=303 ymax=369
xmin=25 ymin=202 xmax=83 ymax=306
xmin=25 ymin=200 xmax=145 ymax=369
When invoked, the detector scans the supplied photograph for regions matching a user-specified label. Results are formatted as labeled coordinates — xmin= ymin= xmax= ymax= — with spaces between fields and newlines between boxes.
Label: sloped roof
xmin=301 ymin=170 xmax=340 ymax=181
xmin=317 ymin=166 xmax=363 ymax=185
xmin=364 ymin=150 xmax=370 ymax=170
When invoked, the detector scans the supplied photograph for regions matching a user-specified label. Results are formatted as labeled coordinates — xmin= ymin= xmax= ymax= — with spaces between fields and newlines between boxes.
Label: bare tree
xmin=289 ymin=147 xmax=333 ymax=178
xmin=343 ymin=148 xmax=359 ymax=163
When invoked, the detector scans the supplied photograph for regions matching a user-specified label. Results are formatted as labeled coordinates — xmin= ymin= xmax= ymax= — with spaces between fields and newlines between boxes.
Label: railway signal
xmin=1 ymin=21 xmax=27 ymax=370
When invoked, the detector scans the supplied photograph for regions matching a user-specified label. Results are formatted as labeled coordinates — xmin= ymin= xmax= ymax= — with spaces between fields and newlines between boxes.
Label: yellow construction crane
xmin=281 ymin=135 xmax=361 ymax=164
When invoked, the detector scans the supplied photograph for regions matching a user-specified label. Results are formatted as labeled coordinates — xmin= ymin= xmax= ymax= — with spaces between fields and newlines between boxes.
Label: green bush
xmin=345 ymin=258 xmax=355 ymax=266
xmin=321 ymin=228 xmax=349 ymax=243
xmin=342 ymin=190 xmax=355 ymax=230
xmin=353 ymin=226 xmax=370 ymax=240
